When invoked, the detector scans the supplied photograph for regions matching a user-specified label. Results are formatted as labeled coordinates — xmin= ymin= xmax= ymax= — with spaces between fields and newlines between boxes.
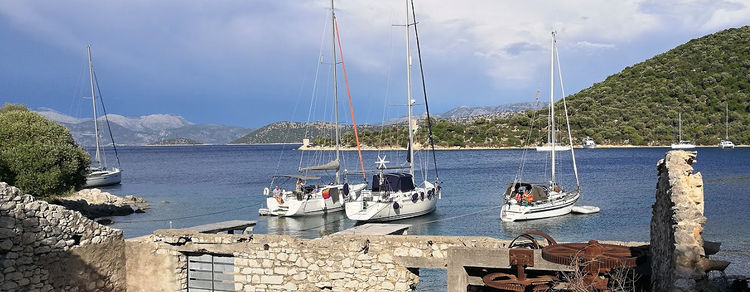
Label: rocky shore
xmin=52 ymin=189 xmax=149 ymax=220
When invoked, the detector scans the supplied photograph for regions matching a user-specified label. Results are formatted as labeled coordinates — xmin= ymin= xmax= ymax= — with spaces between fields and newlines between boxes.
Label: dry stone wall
xmin=127 ymin=230 xmax=512 ymax=292
xmin=0 ymin=182 xmax=126 ymax=291
xmin=651 ymin=151 xmax=708 ymax=291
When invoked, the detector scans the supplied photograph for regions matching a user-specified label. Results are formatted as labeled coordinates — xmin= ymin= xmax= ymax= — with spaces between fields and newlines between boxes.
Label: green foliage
xmin=336 ymin=26 xmax=750 ymax=147
xmin=0 ymin=110 xmax=89 ymax=198
xmin=0 ymin=103 xmax=29 ymax=113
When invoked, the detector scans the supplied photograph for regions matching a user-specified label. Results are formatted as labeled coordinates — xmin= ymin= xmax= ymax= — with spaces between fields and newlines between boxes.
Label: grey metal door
xmin=187 ymin=253 xmax=235 ymax=292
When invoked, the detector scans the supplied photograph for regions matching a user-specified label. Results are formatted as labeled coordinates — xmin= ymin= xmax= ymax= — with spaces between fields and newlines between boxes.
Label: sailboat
xmin=671 ymin=113 xmax=695 ymax=149
xmin=501 ymin=32 xmax=581 ymax=222
xmin=261 ymin=0 xmax=367 ymax=217
xmin=83 ymin=45 xmax=122 ymax=188
xmin=536 ymin=110 xmax=570 ymax=151
xmin=344 ymin=0 xmax=441 ymax=222
xmin=582 ymin=136 xmax=596 ymax=149
xmin=719 ymin=104 xmax=735 ymax=149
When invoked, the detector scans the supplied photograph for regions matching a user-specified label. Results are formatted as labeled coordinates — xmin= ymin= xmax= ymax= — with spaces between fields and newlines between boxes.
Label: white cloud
xmin=575 ymin=41 xmax=615 ymax=49
xmin=1 ymin=0 xmax=747 ymax=96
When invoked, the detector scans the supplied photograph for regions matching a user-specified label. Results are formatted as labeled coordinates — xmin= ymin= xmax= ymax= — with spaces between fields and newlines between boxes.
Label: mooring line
xmin=115 ymin=201 xmax=264 ymax=224
xmin=410 ymin=205 xmax=503 ymax=227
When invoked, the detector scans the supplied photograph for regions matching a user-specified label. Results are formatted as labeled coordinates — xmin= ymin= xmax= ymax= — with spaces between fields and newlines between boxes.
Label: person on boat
xmin=514 ymin=192 xmax=522 ymax=203
xmin=527 ymin=191 xmax=534 ymax=205
xmin=295 ymin=179 xmax=304 ymax=192
xmin=521 ymin=190 xmax=529 ymax=206
xmin=307 ymin=186 xmax=319 ymax=200
xmin=272 ymin=185 xmax=283 ymax=204
xmin=294 ymin=178 xmax=305 ymax=200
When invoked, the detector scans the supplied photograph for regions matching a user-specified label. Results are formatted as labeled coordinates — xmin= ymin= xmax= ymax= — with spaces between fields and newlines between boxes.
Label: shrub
xmin=0 ymin=105 xmax=89 ymax=198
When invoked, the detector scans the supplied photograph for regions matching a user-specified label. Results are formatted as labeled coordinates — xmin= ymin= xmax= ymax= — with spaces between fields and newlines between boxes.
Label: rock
xmin=96 ymin=218 xmax=114 ymax=225
xmin=50 ymin=189 xmax=148 ymax=218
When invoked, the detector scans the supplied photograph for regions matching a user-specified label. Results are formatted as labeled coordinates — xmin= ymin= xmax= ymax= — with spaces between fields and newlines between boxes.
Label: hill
xmin=384 ymin=102 xmax=546 ymax=125
xmin=149 ymin=137 xmax=203 ymax=145
xmin=562 ymin=26 xmax=750 ymax=145
xmin=35 ymin=109 xmax=253 ymax=146
xmin=230 ymin=121 xmax=376 ymax=144
xmin=339 ymin=26 xmax=750 ymax=147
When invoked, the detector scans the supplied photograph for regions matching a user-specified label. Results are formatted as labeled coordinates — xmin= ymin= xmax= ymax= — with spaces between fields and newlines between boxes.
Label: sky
xmin=1 ymin=0 xmax=748 ymax=128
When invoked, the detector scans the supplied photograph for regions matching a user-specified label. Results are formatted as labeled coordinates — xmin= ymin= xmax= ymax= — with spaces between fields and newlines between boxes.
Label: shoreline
xmin=103 ymin=143 xmax=747 ymax=150
xmin=298 ymin=144 xmax=747 ymax=151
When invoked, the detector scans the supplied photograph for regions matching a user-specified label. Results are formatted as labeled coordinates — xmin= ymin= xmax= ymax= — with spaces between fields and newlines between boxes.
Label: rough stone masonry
xmin=0 ymin=182 xmax=126 ymax=291
xmin=651 ymin=150 xmax=709 ymax=291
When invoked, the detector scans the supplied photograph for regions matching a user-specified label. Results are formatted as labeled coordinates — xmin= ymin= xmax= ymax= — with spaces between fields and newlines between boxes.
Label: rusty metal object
xmin=541 ymin=240 xmax=638 ymax=269
xmin=482 ymin=271 xmax=555 ymax=291
xmin=508 ymin=230 xmax=557 ymax=249
xmin=482 ymin=248 xmax=556 ymax=291
xmin=542 ymin=240 xmax=642 ymax=291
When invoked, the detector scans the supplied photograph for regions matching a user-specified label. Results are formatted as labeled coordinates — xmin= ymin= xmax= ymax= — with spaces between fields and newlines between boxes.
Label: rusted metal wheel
xmin=508 ymin=230 xmax=557 ymax=249
xmin=541 ymin=240 xmax=639 ymax=269
xmin=482 ymin=272 xmax=555 ymax=291
xmin=541 ymin=240 xmax=642 ymax=291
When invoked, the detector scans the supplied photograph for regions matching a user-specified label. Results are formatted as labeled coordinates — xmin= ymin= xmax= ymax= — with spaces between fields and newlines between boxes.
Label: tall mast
xmin=87 ymin=45 xmax=102 ymax=169
xmin=405 ymin=0 xmax=414 ymax=177
xmin=331 ymin=0 xmax=341 ymax=184
xmin=550 ymin=32 xmax=556 ymax=184
xmin=725 ymin=104 xmax=729 ymax=140
xmin=678 ymin=112 xmax=682 ymax=142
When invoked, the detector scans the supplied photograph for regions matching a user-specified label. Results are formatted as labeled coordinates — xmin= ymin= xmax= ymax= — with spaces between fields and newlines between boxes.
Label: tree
xmin=0 ymin=106 xmax=90 ymax=198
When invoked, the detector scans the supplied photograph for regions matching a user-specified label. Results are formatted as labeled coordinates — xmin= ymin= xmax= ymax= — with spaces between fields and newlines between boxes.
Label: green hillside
xmin=564 ymin=26 xmax=750 ymax=145
xmin=230 ymin=121 xmax=372 ymax=144
xmin=335 ymin=26 xmax=750 ymax=147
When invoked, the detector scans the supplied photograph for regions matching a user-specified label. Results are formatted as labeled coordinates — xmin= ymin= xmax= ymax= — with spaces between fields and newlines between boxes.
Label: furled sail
xmin=299 ymin=159 xmax=340 ymax=172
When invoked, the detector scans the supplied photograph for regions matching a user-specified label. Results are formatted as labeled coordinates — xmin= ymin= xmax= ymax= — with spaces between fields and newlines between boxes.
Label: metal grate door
xmin=187 ymin=253 xmax=235 ymax=292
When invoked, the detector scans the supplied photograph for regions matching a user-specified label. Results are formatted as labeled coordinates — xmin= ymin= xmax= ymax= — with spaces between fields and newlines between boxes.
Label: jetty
xmin=333 ymin=223 xmax=411 ymax=235
xmin=184 ymin=220 xmax=256 ymax=234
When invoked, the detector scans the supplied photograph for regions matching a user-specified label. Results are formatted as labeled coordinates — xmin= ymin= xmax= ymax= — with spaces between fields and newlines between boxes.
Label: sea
xmin=94 ymin=145 xmax=750 ymax=290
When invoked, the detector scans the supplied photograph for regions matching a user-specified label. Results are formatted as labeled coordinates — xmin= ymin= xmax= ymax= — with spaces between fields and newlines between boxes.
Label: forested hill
xmin=336 ymin=26 xmax=750 ymax=148
xmin=563 ymin=25 xmax=750 ymax=145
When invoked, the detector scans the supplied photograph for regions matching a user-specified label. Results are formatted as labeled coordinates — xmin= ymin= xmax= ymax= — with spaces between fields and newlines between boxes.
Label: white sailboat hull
xmin=719 ymin=140 xmax=735 ymax=149
xmin=500 ymin=191 xmax=579 ymax=222
xmin=671 ymin=142 xmax=696 ymax=149
xmin=263 ymin=183 xmax=366 ymax=217
xmin=535 ymin=144 xmax=571 ymax=151
xmin=345 ymin=182 xmax=438 ymax=222
xmin=84 ymin=168 xmax=121 ymax=188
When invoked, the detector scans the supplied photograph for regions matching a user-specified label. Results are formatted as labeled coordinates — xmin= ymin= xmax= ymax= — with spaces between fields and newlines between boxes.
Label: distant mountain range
xmin=383 ymin=101 xmax=547 ymax=124
xmin=231 ymin=102 xmax=544 ymax=144
xmin=34 ymin=108 xmax=252 ymax=146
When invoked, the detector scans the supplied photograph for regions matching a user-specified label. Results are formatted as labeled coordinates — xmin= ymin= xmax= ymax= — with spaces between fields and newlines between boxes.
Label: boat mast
xmin=550 ymin=32 xmax=556 ymax=184
xmin=554 ymin=37 xmax=580 ymax=191
xmin=678 ymin=112 xmax=682 ymax=142
xmin=405 ymin=0 xmax=414 ymax=177
xmin=331 ymin=0 xmax=341 ymax=184
xmin=725 ymin=104 xmax=729 ymax=140
xmin=87 ymin=45 xmax=102 ymax=169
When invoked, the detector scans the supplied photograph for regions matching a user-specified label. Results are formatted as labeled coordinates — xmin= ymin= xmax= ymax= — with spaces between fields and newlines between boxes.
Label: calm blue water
xmin=95 ymin=145 xmax=750 ymax=287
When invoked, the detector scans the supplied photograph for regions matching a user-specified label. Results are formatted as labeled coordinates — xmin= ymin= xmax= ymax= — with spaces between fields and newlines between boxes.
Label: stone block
xmin=380 ymin=281 xmax=395 ymax=290
xmin=274 ymin=266 xmax=288 ymax=275
xmin=277 ymin=252 xmax=288 ymax=261
xmin=292 ymin=272 xmax=307 ymax=281
xmin=378 ymin=254 xmax=393 ymax=263
xmin=260 ymin=275 xmax=284 ymax=285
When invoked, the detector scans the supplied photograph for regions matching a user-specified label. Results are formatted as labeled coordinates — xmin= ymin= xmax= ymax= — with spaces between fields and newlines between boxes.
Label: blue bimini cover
xmin=371 ymin=173 xmax=415 ymax=192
